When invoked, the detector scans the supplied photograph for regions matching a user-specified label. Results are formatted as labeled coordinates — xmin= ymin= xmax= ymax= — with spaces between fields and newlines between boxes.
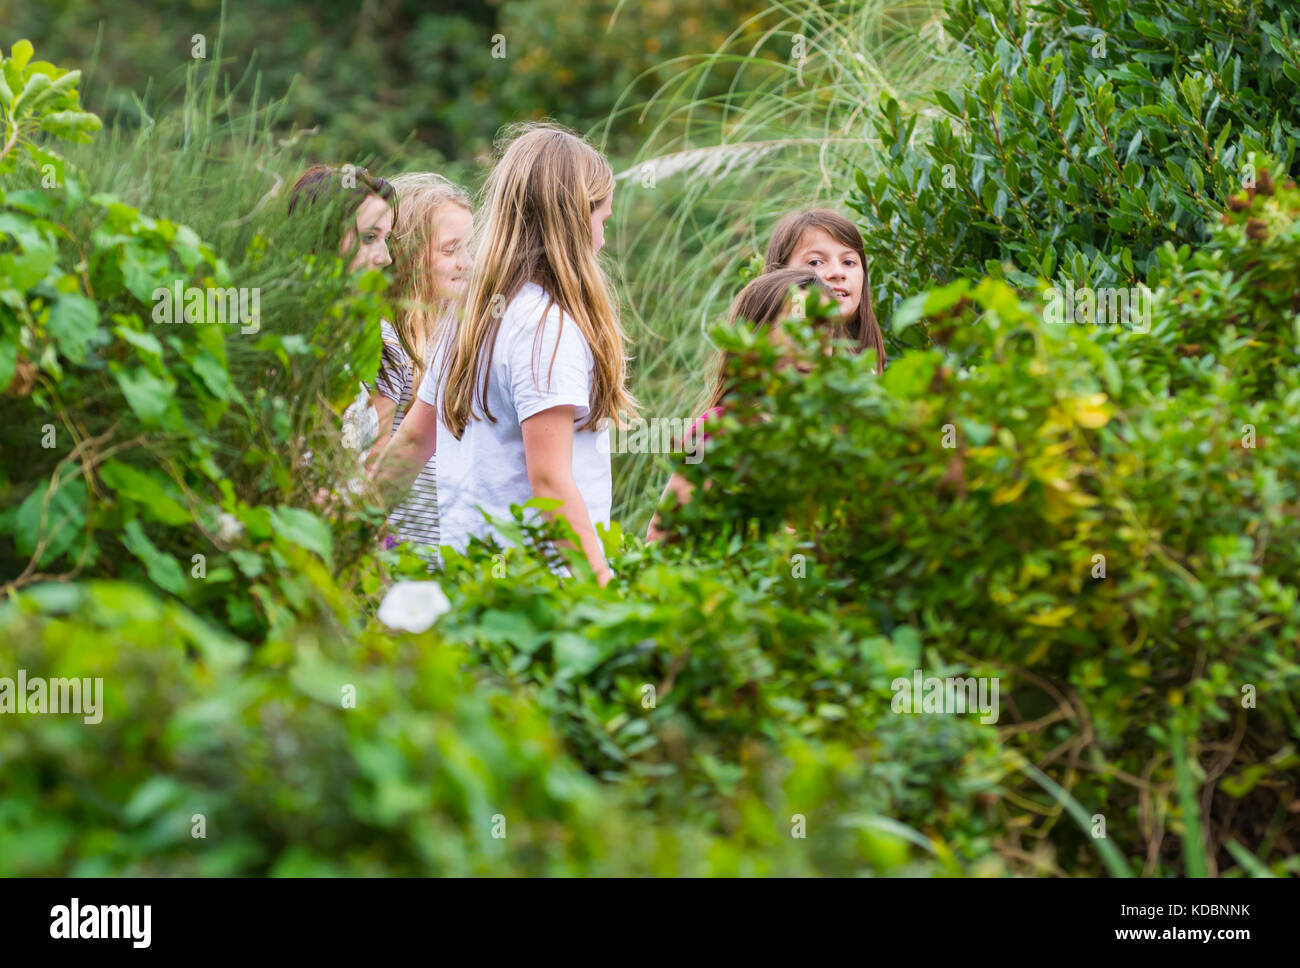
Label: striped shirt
xmin=375 ymin=321 xmax=440 ymax=557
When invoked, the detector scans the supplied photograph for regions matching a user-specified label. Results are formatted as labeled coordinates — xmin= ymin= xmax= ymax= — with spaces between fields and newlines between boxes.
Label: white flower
xmin=377 ymin=581 xmax=451 ymax=633
xmin=216 ymin=512 xmax=244 ymax=543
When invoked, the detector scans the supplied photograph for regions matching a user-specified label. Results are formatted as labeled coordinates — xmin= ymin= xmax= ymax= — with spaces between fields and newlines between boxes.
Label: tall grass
xmin=599 ymin=0 xmax=969 ymax=530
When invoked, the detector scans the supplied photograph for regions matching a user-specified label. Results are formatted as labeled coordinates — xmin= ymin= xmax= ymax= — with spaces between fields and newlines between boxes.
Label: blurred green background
xmin=3 ymin=0 xmax=773 ymax=173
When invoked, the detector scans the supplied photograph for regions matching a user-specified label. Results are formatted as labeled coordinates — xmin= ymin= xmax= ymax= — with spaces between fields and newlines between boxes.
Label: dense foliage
xmin=3 ymin=0 xmax=1299 ymax=878
xmin=3 ymin=0 xmax=773 ymax=165
xmin=852 ymin=0 xmax=1300 ymax=341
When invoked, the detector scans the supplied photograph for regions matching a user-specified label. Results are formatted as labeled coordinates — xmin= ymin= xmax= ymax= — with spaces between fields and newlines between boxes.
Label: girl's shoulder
xmin=379 ymin=320 xmax=410 ymax=360
xmin=376 ymin=320 xmax=413 ymax=402
xmin=505 ymin=282 xmax=562 ymax=324
xmin=501 ymin=283 xmax=586 ymax=348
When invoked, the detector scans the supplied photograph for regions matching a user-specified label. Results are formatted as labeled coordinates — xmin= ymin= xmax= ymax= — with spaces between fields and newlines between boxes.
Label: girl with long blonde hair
xmin=369 ymin=172 xmax=472 ymax=557
xmin=375 ymin=123 xmax=634 ymax=583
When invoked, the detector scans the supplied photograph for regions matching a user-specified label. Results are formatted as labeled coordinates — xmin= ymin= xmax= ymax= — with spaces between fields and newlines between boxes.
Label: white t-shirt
xmin=416 ymin=282 xmax=611 ymax=561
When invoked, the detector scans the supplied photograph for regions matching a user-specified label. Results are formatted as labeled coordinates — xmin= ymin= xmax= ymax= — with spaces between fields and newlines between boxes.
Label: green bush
xmin=851 ymin=0 xmax=1300 ymax=336
xmin=0 ymin=580 xmax=698 ymax=876
xmin=653 ymin=177 xmax=1300 ymax=875
xmin=0 ymin=42 xmax=398 ymax=641
xmin=424 ymin=519 xmax=1004 ymax=870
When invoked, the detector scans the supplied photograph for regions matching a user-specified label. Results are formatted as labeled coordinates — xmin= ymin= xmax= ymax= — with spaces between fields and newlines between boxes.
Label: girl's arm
xmin=521 ymin=406 xmax=612 ymax=586
xmin=645 ymin=472 xmax=694 ymax=543
xmin=369 ymin=397 xmax=437 ymax=505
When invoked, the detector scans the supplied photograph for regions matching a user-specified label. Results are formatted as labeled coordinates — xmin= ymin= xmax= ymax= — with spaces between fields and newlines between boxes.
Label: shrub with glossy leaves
xmin=851 ymin=0 xmax=1300 ymax=339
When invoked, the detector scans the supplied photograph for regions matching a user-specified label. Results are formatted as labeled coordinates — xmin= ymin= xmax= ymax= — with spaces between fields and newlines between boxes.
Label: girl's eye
xmin=807 ymin=258 xmax=823 ymax=267
xmin=364 ymin=233 xmax=378 ymax=244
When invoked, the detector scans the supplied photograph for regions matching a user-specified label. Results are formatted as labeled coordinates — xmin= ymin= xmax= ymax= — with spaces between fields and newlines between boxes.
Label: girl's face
xmin=590 ymin=191 xmax=613 ymax=253
xmin=787 ymin=228 xmax=863 ymax=320
xmin=341 ymin=193 xmax=394 ymax=272
xmin=430 ymin=204 xmax=473 ymax=301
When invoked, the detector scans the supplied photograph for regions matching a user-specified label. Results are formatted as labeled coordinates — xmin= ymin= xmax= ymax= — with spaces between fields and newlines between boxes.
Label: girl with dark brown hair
xmin=286 ymin=164 xmax=397 ymax=496
xmin=765 ymin=208 xmax=886 ymax=373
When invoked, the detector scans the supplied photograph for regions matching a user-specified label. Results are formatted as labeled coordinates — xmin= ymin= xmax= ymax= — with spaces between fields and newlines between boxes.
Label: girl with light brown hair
xmin=368 ymin=172 xmax=473 ymax=558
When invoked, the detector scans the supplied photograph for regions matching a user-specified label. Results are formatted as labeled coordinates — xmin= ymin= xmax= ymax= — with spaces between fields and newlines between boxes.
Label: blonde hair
xmin=441 ymin=122 xmax=636 ymax=438
xmin=387 ymin=172 xmax=473 ymax=389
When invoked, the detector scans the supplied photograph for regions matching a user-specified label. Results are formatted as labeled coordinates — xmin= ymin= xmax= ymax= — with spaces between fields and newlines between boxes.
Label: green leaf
xmin=1223 ymin=840 xmax=1276 ymax=878
xmin=271 ymin=506 xmax=334 ymax=567
xmin=13 ymin=475 xmax=87 ymax=566
xmin=28 ymin=70 xmax=80 ymax=113
xmin=121 ymin=519 xmax=187 ymax=595
xmin=38 ymin=109 xmax=101 ymax=142
xmin=0 ymin=339 xmax=16 ymax=392
xmin=119 ymin=244 xmax=175 ymax=303
xmin=879 ymin=350 xmax=940 ymax=398
xmin=11 ymin=73 xmax=53 ymax=117
xmin=523 ymin=496 xmax=564 ymax=513
xmin=0 ymin=247 xmax=58 ymax=290
xmin=1125 ymin=130 xmax=1142 ymax=163
xmin=10 ymin=40 xmax=34 ymax=71
xmin=99 ymin=460 xmax=192 ymax=526
xmin=922 ymin=279 xmax=971 ymax=315
xmin=554 ymin=632 xmax=606 ymax=678
xmin=113 ymin=366 xmax=174 ymax=426
xmin=189 ymin=348 xmax=234 ymax=401
xmin=122 ymin=776 xmax=184 ymax=825
xmin=1172 ymin=725 xmax=1208 ymax=877
xmin=959 ymin=418 xmax=994 ymax=446
xmin=934 ymin=89 xmax=962 ymax=117
xmin=1014 ymin=755 xmax=1132 ymax=877
xmin=46 ymin=292 xmax=98 ymax=363
xmin=114 ymin=322 xmax=164 ymax=361
xmin=229 ymin=549 xmax=265 ymax=579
